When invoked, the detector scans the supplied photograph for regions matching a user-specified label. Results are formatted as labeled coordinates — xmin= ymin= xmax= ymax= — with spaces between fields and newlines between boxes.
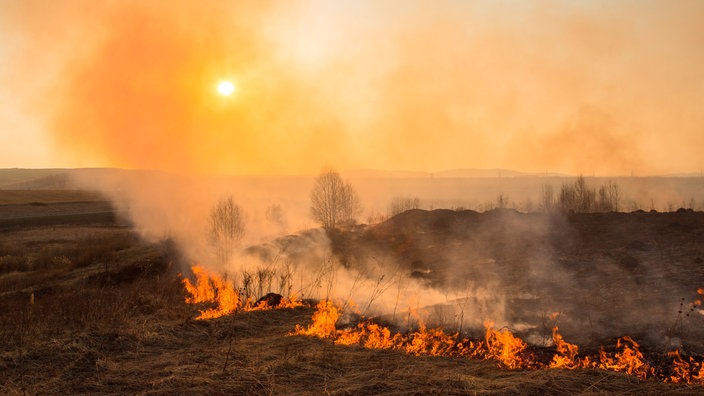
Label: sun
xmin=217 ymin=80 xmax=236 ymax=96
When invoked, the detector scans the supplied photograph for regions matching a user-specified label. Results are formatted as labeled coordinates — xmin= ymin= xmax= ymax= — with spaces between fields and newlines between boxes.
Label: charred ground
xmin=329 ymin=209 xmax=704 ymax=352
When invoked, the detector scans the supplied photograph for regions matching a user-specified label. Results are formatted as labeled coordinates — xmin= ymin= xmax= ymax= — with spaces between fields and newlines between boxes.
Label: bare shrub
xmin=559 ymin=176 xmax=622 ymax=213
xmin=539 ymin=184 xmax=556 ymax=212
xmin=209 ymin=196 xmax=245 ymax=266
xmin=310 ymin=169 xmax=362 ymax=229
xmin=596 ymin=180 xmax=620 ymax=212
xmin=388 ymin=196 xmax=421 ymax=217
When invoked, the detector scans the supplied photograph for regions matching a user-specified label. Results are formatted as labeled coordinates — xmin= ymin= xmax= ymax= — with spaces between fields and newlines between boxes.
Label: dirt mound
xmin=334 ymin=209 xmax=704 ymax=352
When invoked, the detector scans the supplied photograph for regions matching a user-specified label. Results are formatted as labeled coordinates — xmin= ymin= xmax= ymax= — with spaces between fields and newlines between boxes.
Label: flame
xmin=597 ymin=336 xmax=654 ymax=379
xmin=292 ymin=302 xmax=533 ymax=369
xmin=405 ymin=324 xmax=458 ymax=357
xmin=182 ymin=265 xmax=303 ymax=319
xmin=549 ymin=326 xmax=588 ymax=369
xmin=182 ymin=265 xmax=240 ymax=319
xmin=480 ymin=321 xmax=529 ymax=369
xmin=244 ymin=293 xmax=304 ymax=312
xmin=182 ymin=268 xmax=704 ymax=384
xmin=667 ymin=350 xmax=704 ymax=384
xmin=291 ymin=300 xmax=704 ymax=384
xmin=292 ymin=300 xmax=339 ymax=338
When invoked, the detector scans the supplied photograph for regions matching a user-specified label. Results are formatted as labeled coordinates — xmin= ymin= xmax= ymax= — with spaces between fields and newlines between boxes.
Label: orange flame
xmin=405 ymin=324 xmax=458 ymax=357
xmin=292 ymin=300 xmax=339 ymax=338
xmin=667 ymin=350 xmax=704 ymax=384
xmin=244 ymin=293 xmax=304 ymax=312
xmin=597 ymin=336 xmax=654 ymax=379
xmin=182 ymin=265 xmax=303 ymax=319
xmin=182 ymin=265 xmax=240 ymax=319
xmin=292 ymin=302 xmax=535 ymax=369
xmin=291 ymin=300 xmax=704 ymax=383
xmin=480 ymin=321 xmax=529 ymax=369
xmin=549 ymin=326 xmax=588 ymax=369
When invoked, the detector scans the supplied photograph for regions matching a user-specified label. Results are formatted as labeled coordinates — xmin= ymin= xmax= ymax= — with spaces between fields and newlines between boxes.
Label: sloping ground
xmin=0 ymin=223 xmax=702 ymax=394
xmin=331 ymin=209 xmax=704 ymax=352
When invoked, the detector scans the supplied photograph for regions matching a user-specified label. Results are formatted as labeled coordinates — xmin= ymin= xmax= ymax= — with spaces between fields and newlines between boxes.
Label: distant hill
xmin=344 ymin=168 xmax=568 ymax=179
xmin=0 ymin=168 xmax=70 ymax=189
xmin=0 ymin=168 xmax=138 ymax=190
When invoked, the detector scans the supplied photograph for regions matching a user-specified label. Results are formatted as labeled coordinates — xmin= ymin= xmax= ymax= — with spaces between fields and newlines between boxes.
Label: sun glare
xmin=217 ymin=80 xmax=235 ymax=96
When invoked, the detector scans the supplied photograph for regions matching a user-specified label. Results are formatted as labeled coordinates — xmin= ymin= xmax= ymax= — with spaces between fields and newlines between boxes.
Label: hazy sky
xmin=2 ymin=0 xmax=703 ymax=176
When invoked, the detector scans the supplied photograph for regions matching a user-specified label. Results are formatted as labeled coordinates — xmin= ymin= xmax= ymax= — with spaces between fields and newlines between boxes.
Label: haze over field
xmin=2 ymin=0 xmax=704 ymax=176
xmin=3 ymin=4 xmax=704 ymax=386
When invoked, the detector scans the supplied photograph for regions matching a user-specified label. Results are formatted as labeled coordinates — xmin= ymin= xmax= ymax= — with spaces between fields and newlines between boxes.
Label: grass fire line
xmin=181 ymin=265 xmax=303 ymax=319
xmin=182 ymin=266 xmax=704 ymax=385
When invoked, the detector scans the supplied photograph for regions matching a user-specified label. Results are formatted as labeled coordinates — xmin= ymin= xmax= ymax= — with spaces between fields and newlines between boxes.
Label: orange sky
xmin=2 ymin=0 xmax=704 ymax=176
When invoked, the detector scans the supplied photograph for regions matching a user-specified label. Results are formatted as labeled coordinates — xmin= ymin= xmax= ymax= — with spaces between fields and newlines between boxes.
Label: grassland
xmin=1 ymin=190 xmax=703 ymax=394
xmin=0 ymin=190 xmax=104 ymax=205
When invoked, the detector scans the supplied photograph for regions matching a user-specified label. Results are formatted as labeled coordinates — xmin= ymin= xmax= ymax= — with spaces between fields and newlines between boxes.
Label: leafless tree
xmin=209 ymin=196 xmax=245 ymax=265
xmin=597 ymin=180 xmax=620 ymax=212
xmin=539 ymin=183 xmax=556 ymax=212
xmin=310 ymin=169 xmax=362 ymax=229
xmin=388 ymin=196 xmax=421 ymax=217
xmin=559 ymin=176 xmax=620 ymax=213
xmin=559 ymin=175 xmax=595 ymax=212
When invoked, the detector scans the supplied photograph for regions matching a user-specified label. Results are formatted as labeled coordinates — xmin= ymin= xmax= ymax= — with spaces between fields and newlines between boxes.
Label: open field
xmin=0 ymin=190 xmax=116 ymax=229
xmin=1 ymin=189 xmax=703 ymax=394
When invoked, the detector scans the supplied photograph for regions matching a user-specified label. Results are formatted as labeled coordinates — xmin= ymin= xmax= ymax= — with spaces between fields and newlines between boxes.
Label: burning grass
xmin=180 ymin=265 xmax=704 ymax=387
xmin=289 ymin=299 xmax=704 ymax=386
xmin=4 ymin=209 xmax=704 ymax=394
xmin=181 ymin=265 xmax=304 ymax=320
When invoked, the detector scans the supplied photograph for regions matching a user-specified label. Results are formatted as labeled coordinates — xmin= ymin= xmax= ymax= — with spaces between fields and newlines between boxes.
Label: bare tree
xmin=539 ymin=183 xmax=556 ymax=212
xmin=559 ymin=176 xmax=620 ymax=213
xmin=388 ymin=196 xmax=421 ymax=217
xmin=209 ymin=196 xmax=245 ymax=265
xmin=560 ymin=175 xmax=595 ymax=213
xmin=596 ymin=181 xmax=620 ymax=212
xmin=310 ymin=169 xmax=362 ymax=229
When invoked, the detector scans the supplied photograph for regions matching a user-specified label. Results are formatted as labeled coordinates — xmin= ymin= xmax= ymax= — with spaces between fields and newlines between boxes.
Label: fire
xmin=480 ymin=321 xmax=529 ymax=369
xmin=405 ymin=324 xmax=458 ymax=357
xmin=667 ymin=350 xmax=704 ymax=384
xmin=292 ymin=300 xmax=339 ymax=338
xmin=181 ymin=274 xmax=704 ymax=385
xmin=182 ymin=265 xmax=303 ymax=319
xmin=550 ymin=326 xmax=588 ymax=369
xmin=182 ymin=265 xmax=240 ymax=319
xmin=597 ymin=336 xmax=654 ymax=379
xmin=291 ymin=300 xmax=704 ymax=384
xmin=291 ymin=302 xmax=531 ymax=369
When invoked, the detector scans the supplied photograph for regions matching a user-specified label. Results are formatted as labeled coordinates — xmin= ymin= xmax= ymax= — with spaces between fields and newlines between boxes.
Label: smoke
xmin=2 ymin=0 xmax=702 ymax=175
xmin=5 ymin=1 xmax=704 ymax=346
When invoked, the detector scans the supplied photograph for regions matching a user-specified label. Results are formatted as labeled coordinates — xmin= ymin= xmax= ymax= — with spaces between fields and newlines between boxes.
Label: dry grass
xmin=1 ymin=266 xmax=701 ymax=394
xmin=3 ymin=300 xmax=701 ymax=395
xmin=0 ymin=202 xmax=702 ymax=394
xmin=0 ymin=190 xmax=104 ymax=205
